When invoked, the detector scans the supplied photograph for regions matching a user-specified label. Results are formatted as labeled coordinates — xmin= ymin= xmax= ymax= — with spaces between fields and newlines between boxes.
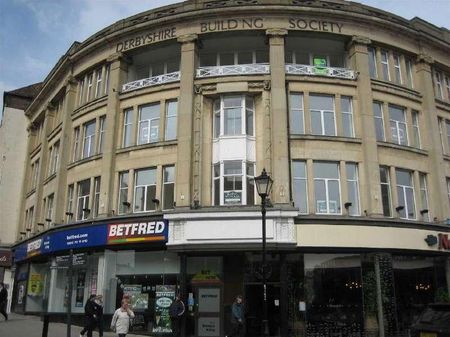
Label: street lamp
xmin=254 ymin=168 xmax=273 ymax=337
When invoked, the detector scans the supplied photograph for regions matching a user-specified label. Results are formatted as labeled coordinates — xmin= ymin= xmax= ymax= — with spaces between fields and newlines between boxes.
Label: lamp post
xmin=254 ymin=168 xmax=273 ymax=337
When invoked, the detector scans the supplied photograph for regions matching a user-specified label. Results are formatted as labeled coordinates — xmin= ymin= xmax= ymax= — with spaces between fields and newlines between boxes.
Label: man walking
xmin=0 ymin=282 xmax=8 ymax=321
xmin=169 ymin=294 xmax=185 ymax=337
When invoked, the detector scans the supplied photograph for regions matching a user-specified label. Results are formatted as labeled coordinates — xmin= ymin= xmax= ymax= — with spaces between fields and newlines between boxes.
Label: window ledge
xmin=116 ymin=140 xmax=178 ymax=154
xmin=72 ymin=95 xmax=108 ymax=117
xmin=29 ymin=143 xmax=42 ymax=157
xmin=377 ymin=141 xmax=428 ymax=155
xmin=47 ymin=123 xmax=62 ymax=142
xmin=67 ymin=153 xmax=103 ymax=169
xmin=289 ymin=134 xmax=362 ymax=144
xmin=443 ymin=154 xmax=450 ymax=162
xmin=436 ymin=98 xmax=450 ymax=111
xmin=26 ymin=189 xmax=36 ymax=198
xmin=43 ymin=173 xmax=57 ymax=185
xmin=371 ymin=79 xmax=422 ymax=100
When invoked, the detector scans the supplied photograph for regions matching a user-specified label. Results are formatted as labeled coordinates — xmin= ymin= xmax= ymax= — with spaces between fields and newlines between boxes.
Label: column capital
xmin=177 ymin=33 xmax=198 ymax=44
xmin=64 ymin=76 xmax=78 ymax=87
xmin=106 ymin=52 xmax=131 ymax=64
xmin=265 ymin=28 xmax=288 ymax=37
xmin=349 ymin=35 xmax=371 ymax=46
xmin=416 ymin=53 xmax=434 ymax=65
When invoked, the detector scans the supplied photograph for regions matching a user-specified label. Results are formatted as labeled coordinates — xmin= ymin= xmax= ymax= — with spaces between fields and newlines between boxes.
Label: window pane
xmin=310 ymin=95 xmax=333 ymax=111
xmin=397 ymin=186 xmax=407 ymax=217
xmin=311 ymin=110 xmax=322 ymax=135
xmin=146 ymin=185 xmax=156 ymax=210
xmin=293 ymin=161 xmax=306 ymax=178
xmin=163 ymin=183 xmax=174 ymax=210
xmin=396 ymin=169 xmax=412 ymax=187
xmin=405 ymin=187 xmax=416 ymax=219
xmin=214 ymin=179 xmax=220 ymax=206
xmin=238 ymin=51 xmax=253 ymax=64
xmin=342 ymin=114 xmax=353 ymax=137
xmin=214 ymin=112 xmax=220 ymax=138
xmin=381 ymin=184 xmax=391 ymax=217
xmin=247 ymin=179 xmax=255 ymax=205
xmin=164 ymin=166 xmax=175 ymax=183
xmin=134 ymin=186 xmax=144 ymax=212
xmin=223 ymin=96 xmax=242 ymax=108
xmin=294 ymin=180 xmax=307 ymax=213
xmin=224 ymin=161 xmax=242 ymax=174
xmin=323 ymin=111 xmax=336 ymax=136
xmin=314 ymin=162 xmax=339 ymax=179
xmin=224 ymin=108 xmax=242 ymax=135
xmin=246 ymin=108 xmax=254 ymax=136
xmin=165 ymin=101 xmax=177 ymax=141
xmin=390 ymin=105 xmax=405 ymax=122
xmin=140 ymin=104 xmax=160 ymax=121
xmin=290 ymin=93 xmax=304 ymax=134
xmin=220 ymin=52 xmax=234 ymax=65
xmin=200 ymin=53 xmax=216 ymax=67
xmin=328 ymin=180 xmax=341 ymax=214
xmin=314 ymin=180 xmax=327 ymax=213
xmin=368 ymin=48 xmax=377 ymax=78
xmin=255 ymin=50 xmax=268 ymax=63
xmin=136 ymin=168 xmax=156 ymax=186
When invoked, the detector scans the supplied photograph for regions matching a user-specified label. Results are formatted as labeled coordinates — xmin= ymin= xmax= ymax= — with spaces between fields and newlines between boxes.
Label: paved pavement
xmin=0 ymin=313 xmax=148 ymax=337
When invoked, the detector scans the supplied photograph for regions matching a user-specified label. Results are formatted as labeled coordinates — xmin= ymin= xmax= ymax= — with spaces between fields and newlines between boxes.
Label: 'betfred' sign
xmin=107 ymin=220 xmax=168 ymax=245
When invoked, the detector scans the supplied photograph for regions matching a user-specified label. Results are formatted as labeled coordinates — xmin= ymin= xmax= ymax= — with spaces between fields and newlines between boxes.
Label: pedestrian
xmin=0 ymin=282 xmax=8 ymax=321
xmin=80 ymin=294 xmax=97 ymax=337
xmin=230 ymin=295 xmax=245 ymax=337
xmin=110 ymin=298 xmax=135 ymax=337
xmin=169 ymin=294 xmax=185 ymax=337
xmin=94 ymin=295 xmax=104 ymax=337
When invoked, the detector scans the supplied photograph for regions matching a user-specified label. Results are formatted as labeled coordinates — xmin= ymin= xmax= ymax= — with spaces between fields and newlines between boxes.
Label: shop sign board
xmin=424 ymin=233 xmax=450 ymax=251
xmin=14 ymin=220 xmax=169 ymax=262
xmin=0 ymin=249 xmax=12 ymax=267
xmin=198 ymin=288 xmax=221 ymax=313
xmin=55 ymin=253 xmax=87 ymax=268
xmin=198 ymin=317 xmax=220 ymax=337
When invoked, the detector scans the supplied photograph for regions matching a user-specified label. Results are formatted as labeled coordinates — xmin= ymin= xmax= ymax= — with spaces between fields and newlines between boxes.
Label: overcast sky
xmin=1 ymin=0 xmax=449 ymax=118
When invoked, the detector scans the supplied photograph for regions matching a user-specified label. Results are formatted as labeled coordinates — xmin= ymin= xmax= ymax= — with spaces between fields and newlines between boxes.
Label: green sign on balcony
xmin=313 ymin=57 xmax=328 ymax=75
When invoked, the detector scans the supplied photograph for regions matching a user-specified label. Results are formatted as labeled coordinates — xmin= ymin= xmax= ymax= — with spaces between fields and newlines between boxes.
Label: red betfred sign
xmin=107 ymin=220 xmax=168 ymax=245
xmin=439 ymin=233 xmax=450 ymax=250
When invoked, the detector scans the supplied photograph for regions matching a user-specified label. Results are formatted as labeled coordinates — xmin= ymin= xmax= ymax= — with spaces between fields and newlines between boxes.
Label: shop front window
xmin=304 ymin=254 xmax=363 ymax=336
xmin=104 ymin=250 xmax=180 ymax=334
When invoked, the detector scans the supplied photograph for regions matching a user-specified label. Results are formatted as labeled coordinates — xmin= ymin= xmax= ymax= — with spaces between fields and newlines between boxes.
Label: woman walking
xmin=110 ymin=299 xmax=135 ymax=337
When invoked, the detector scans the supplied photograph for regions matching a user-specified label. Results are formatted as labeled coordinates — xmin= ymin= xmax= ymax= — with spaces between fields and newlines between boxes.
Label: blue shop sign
xmin=14 ymin=220 xmax=169 ymax=262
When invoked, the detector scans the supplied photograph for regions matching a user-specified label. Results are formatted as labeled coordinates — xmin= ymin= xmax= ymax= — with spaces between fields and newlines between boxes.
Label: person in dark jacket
xmin=94 ymin=295 xmax=104 ymax=337
xmin=169 ymin=294 xmax=185 ymax=337
xmin=0 ymin=282 xmax=8 ymax=321
xmin=230 ymin=295 xmax=245 ymax=337
xmin=80 ymin=294 xmax=97 ymax=337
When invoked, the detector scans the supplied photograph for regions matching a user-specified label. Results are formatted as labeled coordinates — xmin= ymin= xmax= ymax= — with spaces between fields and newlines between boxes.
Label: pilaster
xmin=175 ymin=34 xmax=198 ymax=208
xmin=415 ymin=53 xmax=448 ymax=220
xmin=267 ymin=28 xmax=290 ymax=205
xmin=98 ymin=54 xmax=129 ymax=217
xmin=347 ymin=36 xmax=383 ymax=216
xmin=52 ymin=76 xmax=77 ymax=225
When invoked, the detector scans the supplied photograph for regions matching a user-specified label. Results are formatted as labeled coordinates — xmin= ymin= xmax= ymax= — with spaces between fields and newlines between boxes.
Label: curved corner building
xmin=12 ymin=0 xmax=450 ymax=336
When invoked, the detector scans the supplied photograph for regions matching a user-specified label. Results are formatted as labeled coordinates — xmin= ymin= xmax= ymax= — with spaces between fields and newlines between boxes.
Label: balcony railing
xmin=196 ymin=63 xmax=270 ymax=78
xmin=122 ymin=71 xmax=181 ymax=92
xmin=285 ymin=64 xmax=357 ymax=80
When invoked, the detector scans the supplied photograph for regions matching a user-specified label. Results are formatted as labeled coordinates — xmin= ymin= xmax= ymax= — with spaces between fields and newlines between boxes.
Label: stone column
xmin=175 ymin=34 xmax=197 ymax=208
xmin=98 ymin=53 xmax=129 ymax=217
xmin=267 ymin=28 xmax=290 ymax=205
xmin=33 ymin=106 xmax=53 ymax=232
xmin=52 ymin=76 xmax=78 ymax=225
xmin=415 ymin=53 xmax=448 ymax=219
xmin=347 ymin=36 xmax=383 ymax=216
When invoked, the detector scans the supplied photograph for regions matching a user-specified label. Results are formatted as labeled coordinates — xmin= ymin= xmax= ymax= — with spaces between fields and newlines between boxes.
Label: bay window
xmin=213 ymin=95 xmax=254 ymax=138
xmin=213 ymin=161 xmax=255 ymax=206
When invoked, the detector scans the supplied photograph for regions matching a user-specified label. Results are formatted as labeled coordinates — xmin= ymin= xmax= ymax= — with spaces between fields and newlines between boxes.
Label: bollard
xmin=41 ymin=314 xmax=49 ymax=337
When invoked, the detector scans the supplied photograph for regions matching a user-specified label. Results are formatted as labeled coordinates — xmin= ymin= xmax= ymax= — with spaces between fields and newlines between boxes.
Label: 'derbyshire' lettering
xmin=116 ymin=27 xmax=176 ymax=52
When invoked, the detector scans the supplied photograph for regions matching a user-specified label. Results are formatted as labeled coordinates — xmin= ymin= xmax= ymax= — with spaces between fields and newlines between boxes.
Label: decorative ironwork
xmin=285 ymin=64 xmax=357 ymax=80
xmin=121 ymin=71 xmax=181 ymax=92
xmin=196 ymin=63 xmax=270 ymax=78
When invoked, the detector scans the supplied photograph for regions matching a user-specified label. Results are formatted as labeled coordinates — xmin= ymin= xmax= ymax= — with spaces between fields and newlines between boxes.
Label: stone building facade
xmin=10 ymin=1 xmax=450 ymax=337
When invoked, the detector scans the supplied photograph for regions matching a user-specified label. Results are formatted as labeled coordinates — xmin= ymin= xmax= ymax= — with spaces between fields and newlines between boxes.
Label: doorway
xmin=244 ymin=283 xmax=281 ymax=337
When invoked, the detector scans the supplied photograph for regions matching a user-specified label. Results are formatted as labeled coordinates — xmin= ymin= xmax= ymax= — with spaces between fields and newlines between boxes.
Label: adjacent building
xmin=9 ymin=1 xmax=450 ymax=337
